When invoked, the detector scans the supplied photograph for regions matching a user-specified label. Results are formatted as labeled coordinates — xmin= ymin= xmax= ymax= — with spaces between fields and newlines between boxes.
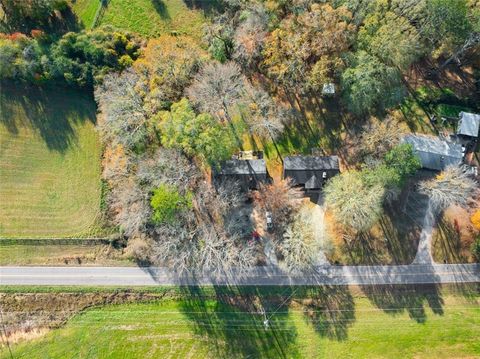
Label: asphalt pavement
xmin=1 ymin=263 xmax=479 ymax=286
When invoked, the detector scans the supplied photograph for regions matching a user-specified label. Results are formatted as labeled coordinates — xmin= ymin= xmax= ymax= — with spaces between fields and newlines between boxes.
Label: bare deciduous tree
xmin=245 ymin=86 xmax=287 ymax=141
xmin=356 ymin=115 xmax=405 ymax=161
xmin=419 ymin=165 xmax=478 ymax=212
xmin=151 ymin=223 xmax=256 ymax=275
xmin=95 ymin=68 xmax=148 ymax=150
xmin=151 ymin=222 xmax=198 ymax=275
xmin=186 ymin=61 xmax=246 ymax=124
xmin=136 ymin=148 xmax=196 ymax=192
xmin=147 ymin=179 xmax=256 ymax=275
xmin=108 ymin=179 xmax=150 ymax=237
xmin=281 ymin=206 xmax=325 ymax=272
xmin=101 ymin=143 xmax=132 ymax=185
xmin=233 ymin=5 xmax=268 ymax=69
xmin=125 ymin=235 xmax=154 ymax=263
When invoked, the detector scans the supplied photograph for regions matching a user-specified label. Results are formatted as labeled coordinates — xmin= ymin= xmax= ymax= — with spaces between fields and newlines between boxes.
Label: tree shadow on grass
xmin=2 ymin=5 xmax=83 ymax=35
xmin=342 ymin=184 xmax=433 ymax=266
xmin=183 ymin=0 xmax=224 ymax=16
xmin=361 ymin=284 xmax=444 ymax=324
xmin=0 ymin=81 xmax=96 ymax=153
xmin=378 ymin=213 xmax=418 ymax=265
xmin=342 ymin=231 xmax=385 ymax=265
xmin=178 ymin=284 xmax=357 ymax=357
xmin=433 ymin=217 xmax=466 ymax=264
xmin=179 ymin=284 xmax=299 ymax=358
xmin=297 ymin=286 xmax=355 ymax=341
xmin=151 ymin=0 xmax=171 ymax=19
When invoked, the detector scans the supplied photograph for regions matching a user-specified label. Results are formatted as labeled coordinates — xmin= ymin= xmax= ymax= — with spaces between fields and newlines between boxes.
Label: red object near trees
xmin=454 ymin=219 xmax=460 ymax=234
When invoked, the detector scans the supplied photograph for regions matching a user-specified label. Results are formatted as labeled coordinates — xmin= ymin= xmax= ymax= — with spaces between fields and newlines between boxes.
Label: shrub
xmin=150 ymin=185 xmax=192 ymax=224
xmin=384 ymin=143 xmax=421 ymax=185
xmin=472 ymin=236 xmax=480 ymax=262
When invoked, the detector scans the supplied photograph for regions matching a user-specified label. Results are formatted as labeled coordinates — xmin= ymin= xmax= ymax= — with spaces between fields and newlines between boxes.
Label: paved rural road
xmin=1 ymin=264 xmax=479 ymax=286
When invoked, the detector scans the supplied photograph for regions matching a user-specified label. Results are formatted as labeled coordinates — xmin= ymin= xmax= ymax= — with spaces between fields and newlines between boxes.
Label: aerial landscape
xmin=0 ymin=0 xmax=479 ymax=358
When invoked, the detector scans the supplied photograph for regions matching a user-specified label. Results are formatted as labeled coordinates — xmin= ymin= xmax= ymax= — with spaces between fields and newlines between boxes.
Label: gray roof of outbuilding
xmin=218 ymin=159 xmax=267 ymax=175
xmin=403 ymin=134 xmax=463 ymax=171
xmin=284 ymin=156 xmax=339 ymax=171
xmin=457 ymin=112 xmax=480 ymax=137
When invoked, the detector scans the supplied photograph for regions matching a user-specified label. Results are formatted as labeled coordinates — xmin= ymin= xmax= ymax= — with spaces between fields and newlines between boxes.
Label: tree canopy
xmin=341 ymin=51 xmax=405 ymax=115
xmin=134 ymin=35 xmax=207 ymax=113
xmin=325 ymin=143 xmax=420 ymax=231
xmin=150 ymin=184 xmax=192 ymax=224
xmin=262 ymin=3 xmax=354 ymax=92
xmin=52 ymin=26 xmax=141 ymax=87
xmin=159 ymin=98 xmax=237 ymax=166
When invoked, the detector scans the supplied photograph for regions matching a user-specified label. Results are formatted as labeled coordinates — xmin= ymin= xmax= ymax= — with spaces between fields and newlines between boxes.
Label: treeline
xmin=0 ymin=26 xmax=141 ymax=87
xmin=0 ymin=0 xmax=69 ymax=33
xmin=0 ymin=0 xmax=142 ymax=87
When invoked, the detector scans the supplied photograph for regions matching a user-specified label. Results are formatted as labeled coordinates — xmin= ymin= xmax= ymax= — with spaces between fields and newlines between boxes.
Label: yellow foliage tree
xmin=262 ymin=3 xmax=354 ymax=92
xmin=471 ymin=210 xmax=480 ymax=230
xmin=133 ymin=35 xmax=208 ymax=113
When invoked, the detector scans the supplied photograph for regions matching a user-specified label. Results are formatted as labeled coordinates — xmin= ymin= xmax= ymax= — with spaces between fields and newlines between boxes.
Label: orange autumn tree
xmin=471 ymin=210 xmax=480 ymax=231
xmin=133 ymin=35 xmax=208 ymax=114
xmin=262 ymin=3 xmax=354 ymax=93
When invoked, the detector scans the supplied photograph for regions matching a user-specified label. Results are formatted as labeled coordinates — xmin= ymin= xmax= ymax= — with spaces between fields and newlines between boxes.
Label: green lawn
xmin=69 ymin=0 xmax=101 ymax=28
xmin=4 ymin=293 xmax=479 ymax=358
xmin=0 ymin=82 xmax=103 ymax=238
xmin=99 ymin=0 xmax=207 ymax=39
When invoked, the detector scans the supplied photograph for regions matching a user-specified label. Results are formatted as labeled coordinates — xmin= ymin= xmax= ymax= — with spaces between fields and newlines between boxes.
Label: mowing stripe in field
xmin=0 ymin=83 xmax=103 ymax=238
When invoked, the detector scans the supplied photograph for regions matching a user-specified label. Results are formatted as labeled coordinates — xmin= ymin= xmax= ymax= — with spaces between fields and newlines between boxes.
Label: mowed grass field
xmin=4 ymin=293 xmax=480 ymax=358
xmin=69 ymin=0 xmax=100 ymax=28
xmin=0 ymin=82 xmax=102 ymax=238
xmin=98 ymin=0 xmax=207 ymax=39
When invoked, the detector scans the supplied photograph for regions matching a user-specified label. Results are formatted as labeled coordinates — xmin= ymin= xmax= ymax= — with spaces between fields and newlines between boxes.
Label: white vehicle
xmin=265 ymin=211 xmax=273 ymax=231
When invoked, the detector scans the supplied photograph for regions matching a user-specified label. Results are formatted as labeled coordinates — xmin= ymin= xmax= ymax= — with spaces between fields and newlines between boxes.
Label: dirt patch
xmin=3 ymin=327 xmax=50 ymax=345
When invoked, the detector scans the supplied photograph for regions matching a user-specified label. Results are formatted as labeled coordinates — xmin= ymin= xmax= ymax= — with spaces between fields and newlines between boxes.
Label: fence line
xmin=0 ymin=238 xmax=119 ymax=246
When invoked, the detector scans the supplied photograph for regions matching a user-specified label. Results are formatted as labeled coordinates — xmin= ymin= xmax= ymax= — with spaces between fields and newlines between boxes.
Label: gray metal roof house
xmin=283 ymin=156 xmax=340 ymax=190
xmin=214 ymin=159 xmax=268 ymax=189
xmin=457 ymin=112 xmax=480 ymax=138
xmin=403 ymin=134 xmax=463 ymax=171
